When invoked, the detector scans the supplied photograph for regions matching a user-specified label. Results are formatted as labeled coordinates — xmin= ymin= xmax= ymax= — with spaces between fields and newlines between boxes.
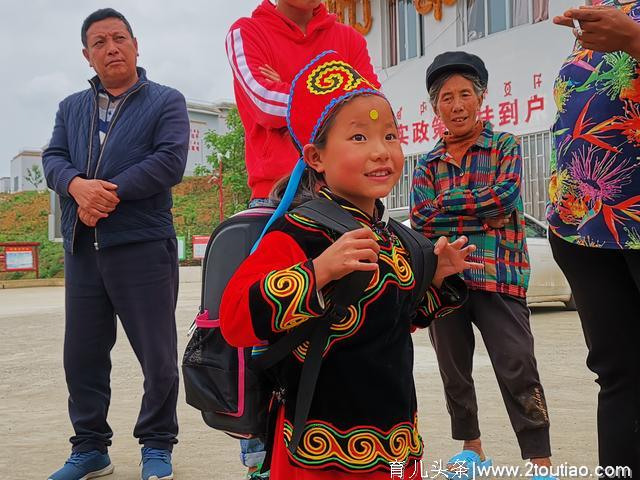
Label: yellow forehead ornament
xmin=369 ymin=109 xmax=379 ymax=121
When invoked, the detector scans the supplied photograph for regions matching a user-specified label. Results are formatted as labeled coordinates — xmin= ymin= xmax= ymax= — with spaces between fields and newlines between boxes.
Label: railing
xmin=386 ymin=130 xmax=552 ymax=221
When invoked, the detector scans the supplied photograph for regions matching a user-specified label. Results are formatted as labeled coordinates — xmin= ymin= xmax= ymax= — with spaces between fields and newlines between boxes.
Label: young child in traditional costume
xmin=220 ymin=50 xmax=482 ymax=479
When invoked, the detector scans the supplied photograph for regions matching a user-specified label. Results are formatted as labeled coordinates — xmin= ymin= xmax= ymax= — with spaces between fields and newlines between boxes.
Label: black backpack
xmin=182 ymin=197 xmax=436 ymax=455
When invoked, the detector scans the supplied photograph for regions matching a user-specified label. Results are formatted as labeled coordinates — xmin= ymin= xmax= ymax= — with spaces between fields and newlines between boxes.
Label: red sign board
xmin=192 ymin=236 xmax=210 ymax=260
xmin=0 ymin=242 xmax=40 ymax=277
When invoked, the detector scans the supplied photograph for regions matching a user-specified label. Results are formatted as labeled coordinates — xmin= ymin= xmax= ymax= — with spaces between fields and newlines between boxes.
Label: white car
xmin=523 ymin=213 xmax=574 ymax=308
xmin=401 ymin=214 xmax=575 ymax=309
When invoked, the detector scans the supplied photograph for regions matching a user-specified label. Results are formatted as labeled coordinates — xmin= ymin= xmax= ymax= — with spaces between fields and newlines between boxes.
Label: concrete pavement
xmin=0 ymin=282 xmax=598 ymax=479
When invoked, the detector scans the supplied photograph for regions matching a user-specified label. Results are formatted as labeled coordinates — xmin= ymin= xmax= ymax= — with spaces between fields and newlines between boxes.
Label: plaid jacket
xmin=410 ymin=122 xmax=530 ymax=298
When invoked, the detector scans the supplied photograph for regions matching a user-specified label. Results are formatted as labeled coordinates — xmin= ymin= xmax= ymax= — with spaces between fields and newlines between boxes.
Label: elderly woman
xmin=410 ymin=52 xmax=555 ymax=478
xmin=550 ymin=2 xmax=640 ymax=476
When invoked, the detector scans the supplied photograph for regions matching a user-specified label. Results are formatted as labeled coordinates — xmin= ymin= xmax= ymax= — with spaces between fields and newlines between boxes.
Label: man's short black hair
xmin=81 ymin=8 xmax=134 ymax=47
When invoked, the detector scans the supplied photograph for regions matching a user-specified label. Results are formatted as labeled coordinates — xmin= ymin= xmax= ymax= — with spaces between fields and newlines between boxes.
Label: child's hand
xmin=432 ymin=236 xmax=484 ymax=288
xmin=312 ymin=228 xmax=380 ymax=289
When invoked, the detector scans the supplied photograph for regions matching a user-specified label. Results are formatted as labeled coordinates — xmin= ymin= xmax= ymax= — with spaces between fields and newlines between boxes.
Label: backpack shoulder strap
xmin=255 ymin=197 xmax=374 ymax=457
xmin=389 ymin=219 xmax=437 ymax=314
xmin=291 ymin=197 xmax=363 ymax=234
xmin=292 ymin=197 xmax=374 ymax=306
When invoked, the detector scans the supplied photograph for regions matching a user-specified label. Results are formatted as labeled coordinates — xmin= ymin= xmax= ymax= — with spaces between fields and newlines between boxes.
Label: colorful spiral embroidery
xmin=285 ymin=236 xmax=416 ymax=360
xmin=292 ymin=304 xmax=360 ymax=362
xmin=322 ymin=240 xmax=415 ymax=349
xmin=287 ymin=213 xmax=337 ymax=240
xmin=263 ymin=262 xmax=322 ymax=332
xmin=380 ymin=242 xmax=412 ymax=284
xmin=283 ymin=417 xmax=423 ymax=471
xmin=276 ymin=210 xmax=416 ymax=357
xmin=306 ymin=61 xmax=372 ymax=96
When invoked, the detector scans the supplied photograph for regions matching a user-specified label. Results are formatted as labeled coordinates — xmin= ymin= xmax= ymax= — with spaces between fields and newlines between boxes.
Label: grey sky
xmin=0 ymin=0 xmax=259 ymax=177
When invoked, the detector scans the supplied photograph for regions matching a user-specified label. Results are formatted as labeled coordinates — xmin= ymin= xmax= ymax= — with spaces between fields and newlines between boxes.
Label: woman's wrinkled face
xmin=434 ymin=74 xmax=484 ymax=137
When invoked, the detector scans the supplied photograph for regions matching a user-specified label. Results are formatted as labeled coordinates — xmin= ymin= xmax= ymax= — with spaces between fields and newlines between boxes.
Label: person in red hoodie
xmin=226 ymin=3 xmax=379 ymax=477
xmin=226 ymin=0 xmax=380 ymax=203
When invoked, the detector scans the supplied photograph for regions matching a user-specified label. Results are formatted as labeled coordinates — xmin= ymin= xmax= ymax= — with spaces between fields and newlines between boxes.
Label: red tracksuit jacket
xmin=225 ymin=1 xmax=380 ymax=199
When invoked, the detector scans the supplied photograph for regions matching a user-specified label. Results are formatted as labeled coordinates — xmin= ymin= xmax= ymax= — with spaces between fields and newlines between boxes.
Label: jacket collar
xmin=423 ymin=120 xmax=495 ymax=164
xmin=88 ymin=67 xmax=148 ymax=96
xmin=317 ymin=186 xmax=388 ymax=228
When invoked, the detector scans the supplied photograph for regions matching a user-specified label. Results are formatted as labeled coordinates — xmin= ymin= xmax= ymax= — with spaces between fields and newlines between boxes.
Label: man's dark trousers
xmin=428 ymin=289 xmax=551 ymax=459
xmin=64 ymin=226 xmax=179 ymax=453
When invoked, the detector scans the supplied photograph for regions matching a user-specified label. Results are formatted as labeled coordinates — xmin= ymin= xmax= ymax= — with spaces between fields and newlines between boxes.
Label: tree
xmin=24 ymin=165 xmax=44 ymax=191
xmin=200 ymin=107 xmax=250 ymax=218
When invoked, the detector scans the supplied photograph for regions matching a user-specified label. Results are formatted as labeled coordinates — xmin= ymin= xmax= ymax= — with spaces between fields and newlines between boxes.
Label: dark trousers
xmin=63 ymin=228 xmax=179 ymax=453
xmin=429 ymin=289 xmax=551 ymax=459
xmin=550 ymin=234 xmax=640 ymax=477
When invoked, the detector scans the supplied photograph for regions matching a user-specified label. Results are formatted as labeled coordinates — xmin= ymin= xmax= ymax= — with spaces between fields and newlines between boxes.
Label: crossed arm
xmin=43 ymin=90 xmax=189 ymax=227
xmin=410 ymin=142 xmax=523 ymax=238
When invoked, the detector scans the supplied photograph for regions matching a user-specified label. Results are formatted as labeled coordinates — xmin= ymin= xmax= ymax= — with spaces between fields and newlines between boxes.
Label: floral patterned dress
xmin=547 ymin=0 xmax=640 ymax=249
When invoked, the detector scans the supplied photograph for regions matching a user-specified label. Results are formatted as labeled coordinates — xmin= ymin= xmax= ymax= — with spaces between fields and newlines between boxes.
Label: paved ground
xmin=0 ymin=283 xmax=599 ymax=479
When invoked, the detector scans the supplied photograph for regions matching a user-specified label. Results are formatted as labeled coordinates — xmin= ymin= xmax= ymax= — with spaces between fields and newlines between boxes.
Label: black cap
xmin=426 ymin=51 xmax=489 ymax=91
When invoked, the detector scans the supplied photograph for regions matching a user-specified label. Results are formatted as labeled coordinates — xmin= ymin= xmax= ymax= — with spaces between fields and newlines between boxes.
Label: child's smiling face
xmin=304 ymin=94 xmax=404 ymax=215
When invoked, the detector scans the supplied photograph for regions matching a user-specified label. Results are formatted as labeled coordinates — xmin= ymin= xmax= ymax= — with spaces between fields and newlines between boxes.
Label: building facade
xmin=332 ymin=0 xmax=576 ymax=220
xmin=10 ymin=149 xmax=45 ymax=193
xmin=0 ymin=177 xmax=10 ymax=194
xmin=7 ymin=100 xmax=230 ymax=196
xmin=186 ymin=100 xmax=234 ymax=176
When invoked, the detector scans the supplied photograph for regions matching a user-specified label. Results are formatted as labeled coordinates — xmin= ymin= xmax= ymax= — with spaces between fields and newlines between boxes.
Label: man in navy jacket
xmin=43 ymin=8 xmax=188 ymax=480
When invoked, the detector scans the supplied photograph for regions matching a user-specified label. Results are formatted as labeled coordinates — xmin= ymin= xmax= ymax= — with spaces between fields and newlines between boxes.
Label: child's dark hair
xmin=270 ymin=94 xmax=367 ymax=207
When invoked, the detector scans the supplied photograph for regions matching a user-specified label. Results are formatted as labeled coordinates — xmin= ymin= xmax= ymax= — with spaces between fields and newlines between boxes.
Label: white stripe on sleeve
xmin=226 ymin=29 xmax=288 ymax=117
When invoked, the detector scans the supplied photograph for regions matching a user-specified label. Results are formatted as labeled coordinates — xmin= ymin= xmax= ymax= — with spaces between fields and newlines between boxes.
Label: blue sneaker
xmin=444 ymin=450 xmax=493 ymax=479
xmin=141 ymin=447 xmax=173 ymax=480
xmin=48 ymin=450 xmax=113 ymax=480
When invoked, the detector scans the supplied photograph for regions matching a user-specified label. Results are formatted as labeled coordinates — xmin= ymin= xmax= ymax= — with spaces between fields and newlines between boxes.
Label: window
xmin=387 ymin=0 xmax=424 ymax=67
xmin=388 ymin=153 xmax=421 ymax=211
xmin=458 ymin=0 xmax=549 ymax=45
xmin=519 ymin=130 xmax=552 ymax=222
xmin=489 ymin=0 xmax=507 ymax=35
xmin=467 ymin=0 xmax=485 ymax=40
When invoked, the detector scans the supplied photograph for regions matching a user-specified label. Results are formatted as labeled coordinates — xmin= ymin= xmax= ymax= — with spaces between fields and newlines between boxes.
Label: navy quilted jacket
xmin=43 ymin=68 xmax=189 ymax=253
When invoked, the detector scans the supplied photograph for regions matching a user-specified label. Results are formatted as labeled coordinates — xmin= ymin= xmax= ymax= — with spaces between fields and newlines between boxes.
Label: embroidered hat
xmin=287 ymin=49 xmax=383 ymax=152
xmin=251 ymin=50 xmax=385 ymax=252
xmin=425 ymin=51 xmax=489 ymax=91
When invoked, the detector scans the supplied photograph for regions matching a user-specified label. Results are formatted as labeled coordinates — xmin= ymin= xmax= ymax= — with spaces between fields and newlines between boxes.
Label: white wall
xmin=0 ymin=177 xmax=10 ymax=193
xmin=10 ymin=151 xmax=45 ymax=192
xmin=186 ymin=110 xmax=228 ymax=176
xmin=369 ymin=0 xmax=577 ymax=157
